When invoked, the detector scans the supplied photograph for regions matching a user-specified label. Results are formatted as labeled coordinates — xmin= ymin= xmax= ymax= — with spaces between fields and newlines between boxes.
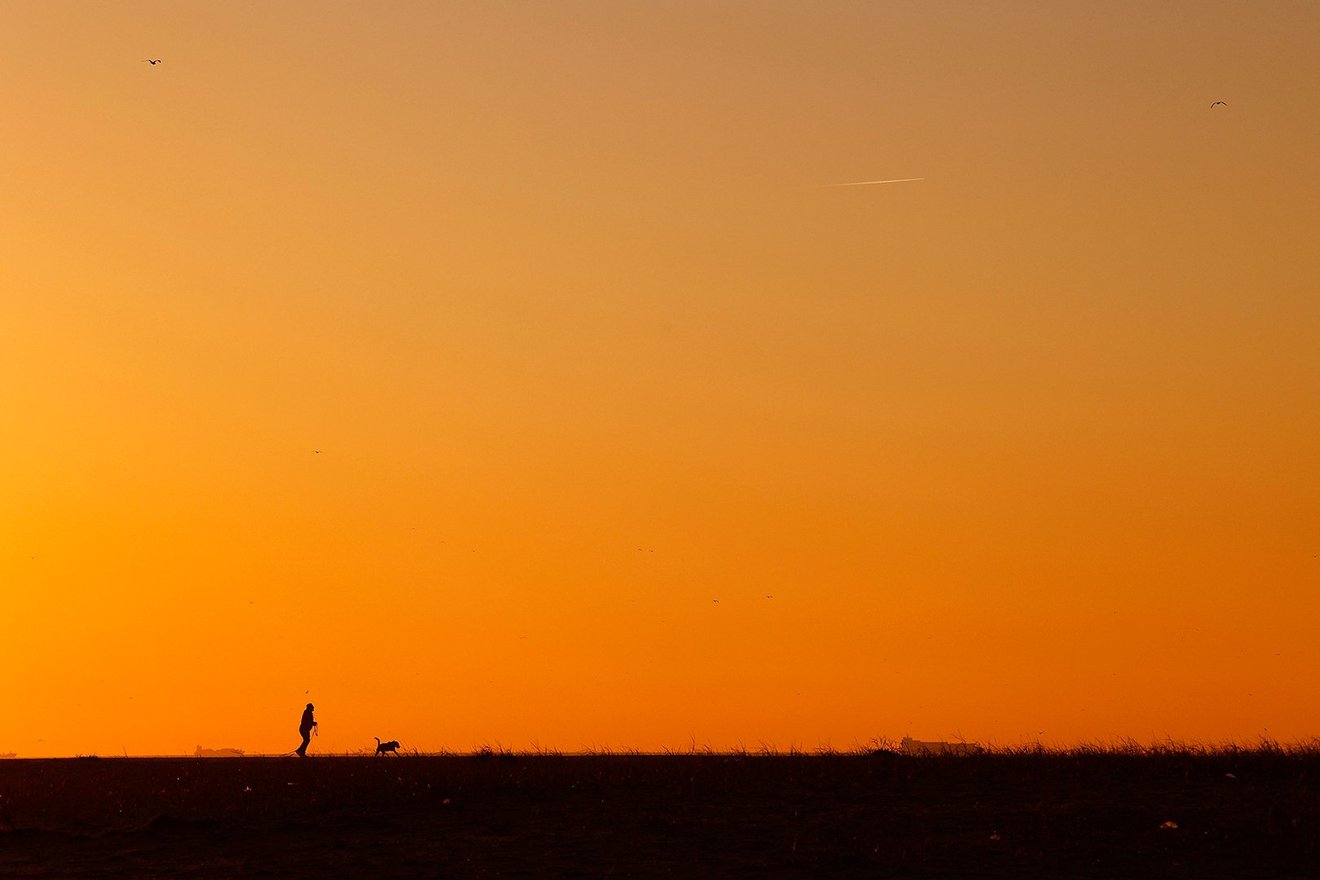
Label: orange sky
xmin=2 ymin=1 xmax=1318 ymax=757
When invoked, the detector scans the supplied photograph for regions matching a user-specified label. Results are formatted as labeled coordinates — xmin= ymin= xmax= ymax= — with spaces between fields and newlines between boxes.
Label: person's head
xmin=306 ymin=703 xmax=314 ymax=711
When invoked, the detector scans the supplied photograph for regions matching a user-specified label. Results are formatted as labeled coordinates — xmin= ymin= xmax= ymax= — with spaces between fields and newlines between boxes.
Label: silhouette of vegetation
xmin=2 ymin=741 xmax=1318 ymax=876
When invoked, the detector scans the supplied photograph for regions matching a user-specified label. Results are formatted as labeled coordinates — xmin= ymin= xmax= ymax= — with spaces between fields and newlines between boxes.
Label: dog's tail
xmin=375 ymin=737 xmax=381 ymax=745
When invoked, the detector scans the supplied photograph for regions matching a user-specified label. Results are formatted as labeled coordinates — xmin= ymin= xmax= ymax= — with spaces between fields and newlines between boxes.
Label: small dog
xmin=374 ymin=737 xmax=400 ymax=756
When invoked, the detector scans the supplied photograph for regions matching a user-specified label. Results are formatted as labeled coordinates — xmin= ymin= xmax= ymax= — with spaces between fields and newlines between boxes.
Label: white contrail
xmin=815 ymin=177 xmax=925 ymax=188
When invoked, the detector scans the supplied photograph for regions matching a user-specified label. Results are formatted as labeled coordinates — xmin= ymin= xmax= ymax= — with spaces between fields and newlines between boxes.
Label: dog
xmin=374 ymin=736 xmax=400 ymax=756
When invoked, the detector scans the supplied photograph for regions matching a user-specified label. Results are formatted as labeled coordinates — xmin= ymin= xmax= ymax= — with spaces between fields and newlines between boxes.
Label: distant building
xmin=900 ymin=737 xmax=982 ymax=756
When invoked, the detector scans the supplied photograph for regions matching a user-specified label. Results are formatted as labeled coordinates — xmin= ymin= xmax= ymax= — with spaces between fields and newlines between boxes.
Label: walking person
xmin=295 ymin=703 xmax=318 ymax=757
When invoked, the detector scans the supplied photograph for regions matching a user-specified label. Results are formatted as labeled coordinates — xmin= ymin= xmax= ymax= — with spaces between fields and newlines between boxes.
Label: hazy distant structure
xmin=195 ymin=746 xmax=245 ymax=757
xmin=900 ymin=737 xmax=983 ymax=756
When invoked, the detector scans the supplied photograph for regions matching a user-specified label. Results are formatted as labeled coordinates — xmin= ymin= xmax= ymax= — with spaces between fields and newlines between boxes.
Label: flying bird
xmin=143 ymin=59 xmax=162 ymax=65
xmin=817 ymin=177 xmax=924 ymax=188
xmin=1211 ymin=101 xmax=1227 ymax=108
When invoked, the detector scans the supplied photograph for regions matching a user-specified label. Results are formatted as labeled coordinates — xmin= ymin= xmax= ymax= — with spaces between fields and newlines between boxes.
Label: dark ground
xmin=1 ymin=751 xmax=1318 ymax=878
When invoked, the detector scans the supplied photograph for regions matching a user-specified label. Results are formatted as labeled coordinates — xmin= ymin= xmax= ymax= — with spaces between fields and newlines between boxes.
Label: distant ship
xmin=195 ymin=746 xmax=245 ymax=758
xmin=0 ymin=752 xmax=16 ymax=759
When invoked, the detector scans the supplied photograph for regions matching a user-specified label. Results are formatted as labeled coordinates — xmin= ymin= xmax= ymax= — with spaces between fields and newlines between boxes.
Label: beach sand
xmin=1 ymin=751 xmax=1316 ymax=877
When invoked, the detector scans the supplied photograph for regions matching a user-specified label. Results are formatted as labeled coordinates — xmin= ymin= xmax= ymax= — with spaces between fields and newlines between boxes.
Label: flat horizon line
xmin=11 ymin=742 xmax=1320 ymax=760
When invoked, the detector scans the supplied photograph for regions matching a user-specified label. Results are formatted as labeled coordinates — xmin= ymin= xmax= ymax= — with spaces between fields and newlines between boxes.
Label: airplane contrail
xmin=816 ymin=177 xmax=925 ymax=188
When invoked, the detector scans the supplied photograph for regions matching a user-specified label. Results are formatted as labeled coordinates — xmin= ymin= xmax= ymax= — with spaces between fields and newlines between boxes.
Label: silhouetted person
xmin=295 ymin=703 xmax=317 ymax=756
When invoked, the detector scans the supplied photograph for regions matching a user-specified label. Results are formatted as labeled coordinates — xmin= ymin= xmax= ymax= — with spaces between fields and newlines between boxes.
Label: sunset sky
xmin=3 ymin=1 xmax=1318 ymax=758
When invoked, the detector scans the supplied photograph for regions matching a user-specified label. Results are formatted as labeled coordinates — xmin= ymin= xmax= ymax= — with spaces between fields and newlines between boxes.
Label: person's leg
xmin=296 ymin=731 xmax=310 ymax=756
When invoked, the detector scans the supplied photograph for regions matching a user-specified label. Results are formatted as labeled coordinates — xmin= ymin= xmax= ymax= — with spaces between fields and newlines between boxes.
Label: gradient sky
xmin=2 ymin=1 xmax=1318 ymax=757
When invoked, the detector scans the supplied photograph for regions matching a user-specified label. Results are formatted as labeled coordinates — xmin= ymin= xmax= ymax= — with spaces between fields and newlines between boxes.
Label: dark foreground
xmin=1 ymin=751 xmax=1318 ymax=878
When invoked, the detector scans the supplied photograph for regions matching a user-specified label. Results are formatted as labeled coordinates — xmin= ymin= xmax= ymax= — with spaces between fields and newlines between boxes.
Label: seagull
xmin=143 ymin=59 xmax=162 ymax=65
xmin=1211 ymin=101 xmax=1227 ymax=108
